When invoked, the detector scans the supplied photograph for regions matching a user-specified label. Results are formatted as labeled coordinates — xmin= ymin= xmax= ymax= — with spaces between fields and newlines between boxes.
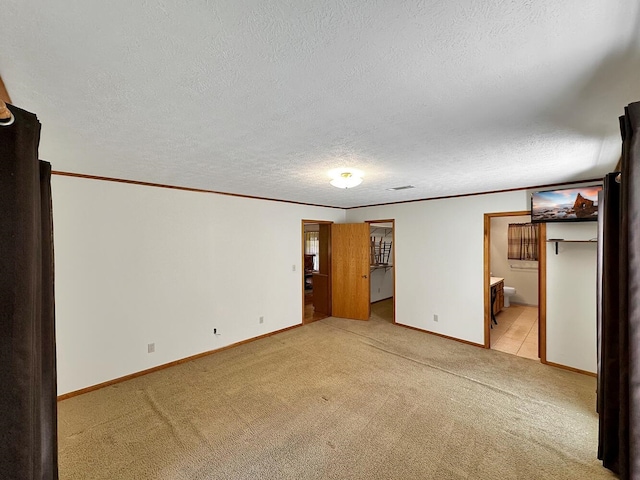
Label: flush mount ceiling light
xmin=328 ymin=168 xmax=364 ymax=189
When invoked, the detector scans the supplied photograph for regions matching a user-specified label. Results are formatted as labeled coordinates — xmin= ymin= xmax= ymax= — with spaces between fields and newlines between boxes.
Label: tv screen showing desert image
xmin=531 ymin=185 xmax=602 ymax=223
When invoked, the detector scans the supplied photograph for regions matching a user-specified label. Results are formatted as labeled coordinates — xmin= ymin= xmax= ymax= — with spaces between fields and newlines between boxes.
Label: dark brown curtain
xmin=0 ymin=104 xmax=58 ymax=479
xmin=597 ymin=101 xmax=640 ymax=479
xmin=628 ymin=103 xmax=640 ymax=480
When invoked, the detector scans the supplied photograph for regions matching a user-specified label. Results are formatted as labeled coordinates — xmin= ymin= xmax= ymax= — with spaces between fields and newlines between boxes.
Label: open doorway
xmin=367 ymin=220 xmax=395 ymax=324
xmin=318 ymin=220 xmax=396 ymax=324
xmin=302 ymin=220 xmax=332 ymax=323
xmin=484 ymin=211 xmax=546 ymax=361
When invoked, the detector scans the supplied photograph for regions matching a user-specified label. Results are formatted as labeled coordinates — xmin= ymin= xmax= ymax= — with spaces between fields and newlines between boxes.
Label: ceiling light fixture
xmin=328 ymin=168 xmax=364 ymax=189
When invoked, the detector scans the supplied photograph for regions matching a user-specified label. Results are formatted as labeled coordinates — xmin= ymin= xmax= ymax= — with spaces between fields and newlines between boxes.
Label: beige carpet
xmin=58 ymin=305 xmax=613 ymax=479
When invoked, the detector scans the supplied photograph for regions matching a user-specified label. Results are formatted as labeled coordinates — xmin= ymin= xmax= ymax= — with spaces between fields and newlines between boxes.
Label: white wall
xmin=490 ymin=215 xmax=538 ymax=306
xmin=53 ymin=176 xmax=344 ymax=395
xmin=370 ymin=268 xmax=394 ymax=303
xmin=545 ymin=222 xmax=598 ymax=373
xmin=54 ymin=176 xmax=601 ymax=394
xmin=346 ymin=191 xmax=530 ymax=345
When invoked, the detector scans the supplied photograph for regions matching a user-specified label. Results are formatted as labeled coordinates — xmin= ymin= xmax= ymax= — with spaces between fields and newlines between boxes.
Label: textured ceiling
xmin=2 ymin=1 xmax=639 ymax=208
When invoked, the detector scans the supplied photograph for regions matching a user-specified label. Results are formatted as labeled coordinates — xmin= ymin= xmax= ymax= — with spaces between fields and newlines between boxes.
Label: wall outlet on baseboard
xmin=292 ymin=264 xmax=296 ymax=272
xmin=433 ymin=314 xmax=439 ymax=322
xmin=259 ymin=316 xmax=264 ymax=324
xmin=147 ymin=343 xmax=155 ymax=353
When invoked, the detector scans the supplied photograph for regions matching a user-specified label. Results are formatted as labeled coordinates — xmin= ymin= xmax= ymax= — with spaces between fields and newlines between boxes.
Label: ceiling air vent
xmin=387 ymin=185 xmax=415 ymax=191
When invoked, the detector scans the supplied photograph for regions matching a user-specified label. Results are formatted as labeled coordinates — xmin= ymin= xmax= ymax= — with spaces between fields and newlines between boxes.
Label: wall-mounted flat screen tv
xmin=531 ymin=185 xmax=602 ymax=223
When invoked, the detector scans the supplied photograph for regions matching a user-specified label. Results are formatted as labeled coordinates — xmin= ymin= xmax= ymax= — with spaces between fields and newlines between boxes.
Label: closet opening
xmin=367 ymin=220 xmax=396 ymax=324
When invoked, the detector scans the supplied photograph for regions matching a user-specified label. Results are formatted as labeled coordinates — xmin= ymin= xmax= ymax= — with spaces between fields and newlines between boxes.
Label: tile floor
xmin=490 ymin=304 xmax=539 ymax=360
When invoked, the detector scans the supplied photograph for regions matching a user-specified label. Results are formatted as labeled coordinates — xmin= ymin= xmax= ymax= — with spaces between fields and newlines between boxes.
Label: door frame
xmin=366 ymin=219 xmax=396 ymax=324
xmin=301 ymin=220 xmax=333 ymax=323
xmin=483 ymin=211 xmax=546 ymax=362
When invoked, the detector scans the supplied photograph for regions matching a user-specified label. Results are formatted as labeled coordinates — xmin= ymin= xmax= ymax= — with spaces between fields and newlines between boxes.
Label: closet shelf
xmin=547 ymin=239 xmax=597 ymax=255
xmin=370 ymin=264 xmax=393 ymax=272
xmin=370 ymin=227 xmax=393 ymax=238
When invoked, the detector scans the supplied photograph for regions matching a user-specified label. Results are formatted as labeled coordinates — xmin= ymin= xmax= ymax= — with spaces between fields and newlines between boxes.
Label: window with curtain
xmin=304 ymin=231 xmax=319 ymax=270
xmin=508 ymin=223 xmax=539 ymax=261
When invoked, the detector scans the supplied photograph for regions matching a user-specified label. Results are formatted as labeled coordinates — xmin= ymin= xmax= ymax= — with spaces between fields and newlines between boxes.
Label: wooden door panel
xmin=312 ymin=273 xmax=330 ymax=315
xmin=332 ymin=223 xmax=370 ymax=320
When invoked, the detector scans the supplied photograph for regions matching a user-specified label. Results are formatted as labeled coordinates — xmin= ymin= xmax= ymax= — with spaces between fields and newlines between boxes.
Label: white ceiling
xmin=3 ymin=1 xmax=639 ymax=208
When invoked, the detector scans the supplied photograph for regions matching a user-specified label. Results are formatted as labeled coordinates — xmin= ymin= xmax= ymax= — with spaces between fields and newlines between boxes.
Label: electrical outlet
xmin=378 ymin=288 xmax=381 ymax=293
xmin=433 ymin=314 xmax=439 ymax=322
xmin=259 ymin=316 xmax=264 ymax=324
xmin=292 ymin=264 xmax=296 ymax=272
xmin=147 ymin=343 xmax=155 ymax=353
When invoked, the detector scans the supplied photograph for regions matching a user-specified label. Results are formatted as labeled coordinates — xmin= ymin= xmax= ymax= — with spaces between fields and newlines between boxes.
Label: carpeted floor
xmin=57 ymin=306 xmax=613 ymax=479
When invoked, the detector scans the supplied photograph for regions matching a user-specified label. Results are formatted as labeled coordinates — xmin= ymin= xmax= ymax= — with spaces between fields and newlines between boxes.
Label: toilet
xmin=503 ymin=286 xmax=516 ymax=307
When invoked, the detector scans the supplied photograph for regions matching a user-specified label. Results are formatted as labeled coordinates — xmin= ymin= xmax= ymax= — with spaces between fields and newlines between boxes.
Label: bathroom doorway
xmin=483 ymin=211 xmax=547 ymax=362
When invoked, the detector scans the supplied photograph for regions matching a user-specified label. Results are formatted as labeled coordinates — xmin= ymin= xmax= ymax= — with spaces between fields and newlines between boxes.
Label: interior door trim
xmin=483 ymin=211 xmax=546 ymax=364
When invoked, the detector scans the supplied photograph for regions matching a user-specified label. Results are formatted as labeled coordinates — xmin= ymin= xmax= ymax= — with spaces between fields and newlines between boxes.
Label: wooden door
xmin=331 ymin=223 xmax=370 ymax=320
